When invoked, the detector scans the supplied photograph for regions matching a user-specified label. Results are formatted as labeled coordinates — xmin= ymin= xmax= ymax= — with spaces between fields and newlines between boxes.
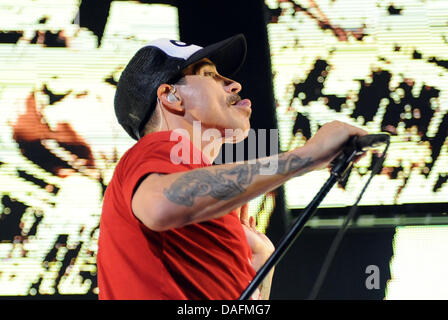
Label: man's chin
xmin=223 ymin=127 xmax=251 ymax=144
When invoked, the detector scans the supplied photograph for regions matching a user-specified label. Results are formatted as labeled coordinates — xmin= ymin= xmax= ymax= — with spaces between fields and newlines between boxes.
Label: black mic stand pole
xmin=239 ymin=143 xmax=361 ymax=300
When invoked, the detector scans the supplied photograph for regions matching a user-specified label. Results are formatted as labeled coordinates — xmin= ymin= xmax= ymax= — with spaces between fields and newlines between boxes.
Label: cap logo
xmin=169 ymin=40 xmax=190 ymax=47
xmin=147 ymin=38 xmax=202 ymax=60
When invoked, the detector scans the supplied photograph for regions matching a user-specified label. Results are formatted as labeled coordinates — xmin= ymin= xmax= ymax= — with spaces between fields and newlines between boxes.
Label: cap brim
xmin=182 ymin=34 xmax=247 ymax=77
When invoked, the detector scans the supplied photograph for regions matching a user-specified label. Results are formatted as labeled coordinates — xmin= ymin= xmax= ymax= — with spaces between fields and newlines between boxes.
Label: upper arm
xmin=131 ymin=172 xmax=170 ymax=232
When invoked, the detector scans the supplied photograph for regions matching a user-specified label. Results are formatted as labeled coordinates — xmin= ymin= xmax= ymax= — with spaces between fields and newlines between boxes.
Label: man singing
xmin=97 ymin=34 xmax=367 ymax=300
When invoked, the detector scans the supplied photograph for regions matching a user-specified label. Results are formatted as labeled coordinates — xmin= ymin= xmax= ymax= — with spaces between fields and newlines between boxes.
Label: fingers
xmin=348 ymin=124 xmax=369 ymax=138
xmin=239 ymin=203 xmax=249 ymax=224
xmin=240 ymin=204 xmax=258 ymax=233
xmin=236 ymin=207 xmax=241 ymax=219
xmin=330 ymin=120 xmax=368 ymax=139
xmin=249 ymin=216 xmax=256 ymax=229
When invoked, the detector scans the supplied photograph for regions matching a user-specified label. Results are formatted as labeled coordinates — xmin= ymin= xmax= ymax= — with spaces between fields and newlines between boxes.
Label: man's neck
xmin=158 ymin=122 xmax=224 ymax=165
xmin=181 ymin=122 xmax=224 ymax=164
xmin=159 ymin=108 xmax=226 ymax=164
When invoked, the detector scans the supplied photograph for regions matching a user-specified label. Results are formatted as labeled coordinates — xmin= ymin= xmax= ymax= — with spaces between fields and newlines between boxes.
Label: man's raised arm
xmin=132 ymin=121 xmax=368 ymax=231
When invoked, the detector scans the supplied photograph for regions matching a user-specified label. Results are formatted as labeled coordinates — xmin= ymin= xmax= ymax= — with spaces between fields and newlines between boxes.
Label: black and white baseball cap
xmin=114 ymin=34 xmax=247 ymax=140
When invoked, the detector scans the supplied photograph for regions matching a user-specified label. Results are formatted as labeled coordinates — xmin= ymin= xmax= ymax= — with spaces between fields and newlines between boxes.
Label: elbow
xmin=143 ymin=215 xmax=170 ymax=232
xmin=137 ymin=201 xmax=187 ymax=232
xmin=139 ymin=207 xmax=172 ymax=232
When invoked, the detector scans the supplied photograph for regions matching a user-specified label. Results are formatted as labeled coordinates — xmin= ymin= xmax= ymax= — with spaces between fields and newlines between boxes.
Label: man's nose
xmin=225 ymin=79 xmax=242 ymax=94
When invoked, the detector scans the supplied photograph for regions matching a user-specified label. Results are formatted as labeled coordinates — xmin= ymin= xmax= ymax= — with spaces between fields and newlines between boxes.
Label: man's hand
xmin=238 ymin=204 xmax=274 ymax=270
xmin=302 ymin=120 xmax=369 ymax=169
xmin=238 ymin=204 xmax=275 ymax=300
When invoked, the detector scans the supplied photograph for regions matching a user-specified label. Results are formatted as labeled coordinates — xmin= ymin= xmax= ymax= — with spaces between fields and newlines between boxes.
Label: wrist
xmin=251 ymin=250 xmax=273 ymax=267
xmin=290 ymin=143 xmax=321 ymax=171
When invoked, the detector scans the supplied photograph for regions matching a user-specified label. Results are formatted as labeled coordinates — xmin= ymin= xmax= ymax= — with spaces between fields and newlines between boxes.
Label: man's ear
xmin=157 ymin=84 xmax=184 ymax=116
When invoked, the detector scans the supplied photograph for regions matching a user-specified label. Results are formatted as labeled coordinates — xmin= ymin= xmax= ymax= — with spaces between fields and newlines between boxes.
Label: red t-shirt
xmin=97 ymin=131 xmax=256 ymax=299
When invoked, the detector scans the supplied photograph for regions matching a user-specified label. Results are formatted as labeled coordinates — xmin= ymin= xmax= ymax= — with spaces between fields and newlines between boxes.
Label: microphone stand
xmin=239 ymin=142 xmax=361 ymax=300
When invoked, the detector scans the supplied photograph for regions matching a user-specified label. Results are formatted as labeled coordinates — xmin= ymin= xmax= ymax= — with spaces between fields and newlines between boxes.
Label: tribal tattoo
xmin=163 ymin=153 xmax=313 ymax=207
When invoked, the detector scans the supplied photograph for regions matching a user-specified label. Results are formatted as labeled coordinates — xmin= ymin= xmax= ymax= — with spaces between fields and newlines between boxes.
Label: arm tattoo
xmin=163 ymin=153 xmax=313 ymax=207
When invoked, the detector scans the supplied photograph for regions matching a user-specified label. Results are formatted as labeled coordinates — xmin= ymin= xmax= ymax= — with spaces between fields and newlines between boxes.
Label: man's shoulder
xmin=115 ymin=130 xmax=185 ymax=175
xmin=124 ymin=131 xmax=175 ymax=157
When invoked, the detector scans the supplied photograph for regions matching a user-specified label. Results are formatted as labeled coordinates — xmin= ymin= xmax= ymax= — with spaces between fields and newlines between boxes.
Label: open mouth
xmin=227 ymin=95 xmax=252 ymax=116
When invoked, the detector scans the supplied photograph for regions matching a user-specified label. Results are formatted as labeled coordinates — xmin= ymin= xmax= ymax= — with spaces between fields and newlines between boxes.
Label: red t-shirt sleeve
xmin=119 ymin=132 xmax=205 ymax=223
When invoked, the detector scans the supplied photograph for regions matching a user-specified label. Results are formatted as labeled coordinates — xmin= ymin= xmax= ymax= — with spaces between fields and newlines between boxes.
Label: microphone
xmin=331 ymin=133 xmax=390 ymax=179
xmin=353 ymin=133 xmax=390 ymax=152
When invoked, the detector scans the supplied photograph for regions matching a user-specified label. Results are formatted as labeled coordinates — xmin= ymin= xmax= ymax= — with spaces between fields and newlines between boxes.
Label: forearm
xmin=135 ymin=145 xmax=317 ymax=231
xmin=258 ymin=268 xmax=274 ymax=300
xmin=251 ymin=254 xmax=274 ymax=300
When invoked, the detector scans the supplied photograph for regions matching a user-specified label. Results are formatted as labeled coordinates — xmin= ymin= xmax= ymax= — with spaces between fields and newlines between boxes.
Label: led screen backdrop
xmin=386 ymin=225 xmax=448 ymax=299
xmin=265 ymin=0 xmax=448 ymax=209
xmin=1 ymin=0 xmax=446 ymax=299
xmin=0 ymin=0 xmax=275 ymax=297
xmin=0 ymin=0 xmax=181 ymax=296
